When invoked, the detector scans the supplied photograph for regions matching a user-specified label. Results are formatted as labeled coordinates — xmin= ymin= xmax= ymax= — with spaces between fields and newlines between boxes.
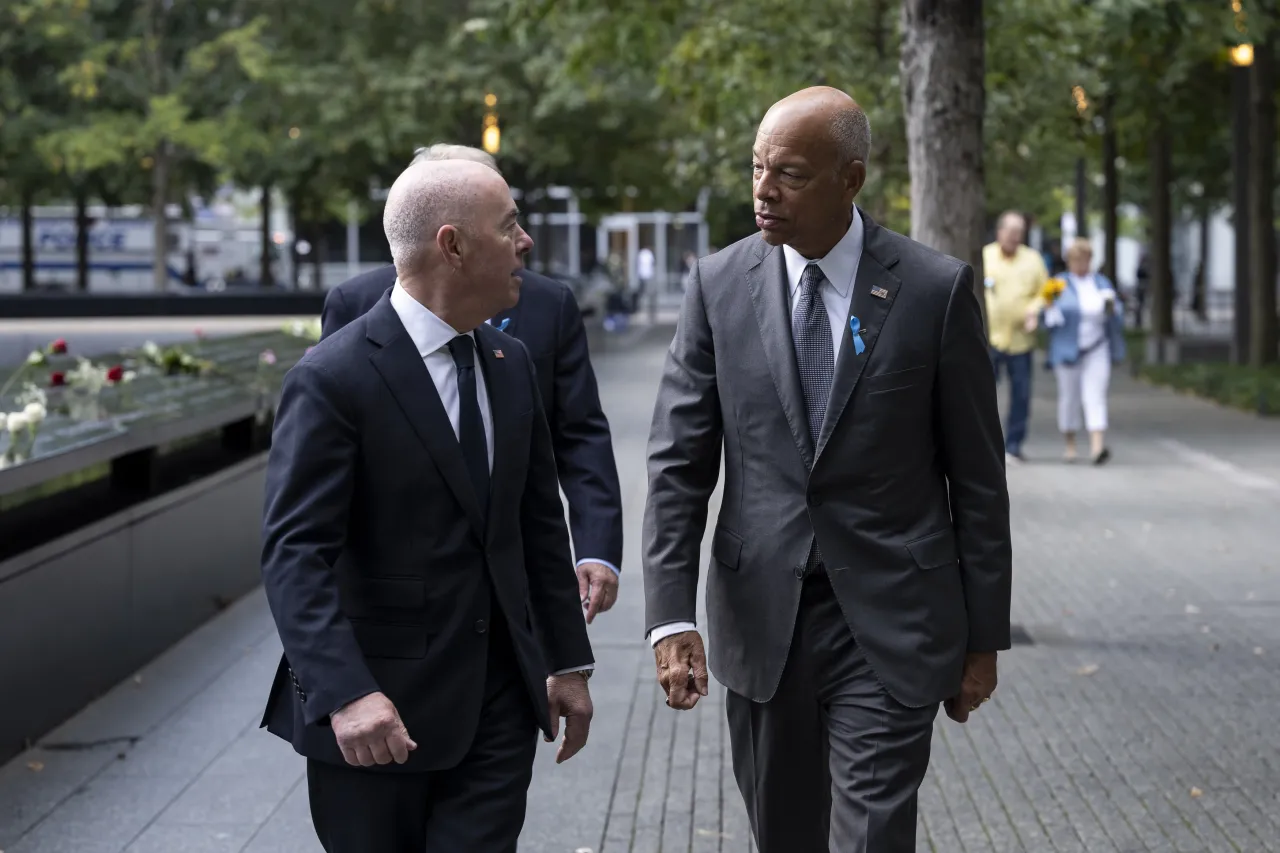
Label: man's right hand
xmin=330 ymin=692 xmax=417 ymax=767
xmin=654 ymin=631 xmax=709 ymax=710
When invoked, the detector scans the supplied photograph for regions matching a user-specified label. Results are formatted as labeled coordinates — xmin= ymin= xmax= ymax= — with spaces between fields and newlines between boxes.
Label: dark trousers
xmin=307 ymin=598 xmax=538 ymax=853
xmin=726 ymin=574 xmax=938 ymax=853
xmin=990 ymin=347 xmax=1033 ymax=454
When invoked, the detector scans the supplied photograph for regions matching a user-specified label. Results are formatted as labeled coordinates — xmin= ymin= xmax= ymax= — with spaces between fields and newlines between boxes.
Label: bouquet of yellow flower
xmin=1041 ymin=277 xmax=1067 ymax=303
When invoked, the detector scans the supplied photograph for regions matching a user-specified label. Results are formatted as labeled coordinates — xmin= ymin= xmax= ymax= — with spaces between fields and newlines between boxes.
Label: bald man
xmin=260 ymin=159 xmax=595 ymax=852
xmin=643 ymin=87 xmax=1011 ymax=851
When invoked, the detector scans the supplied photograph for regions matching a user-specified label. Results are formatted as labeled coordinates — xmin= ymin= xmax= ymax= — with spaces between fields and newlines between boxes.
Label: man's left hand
xmin=577 ymin=561 xmax=619 ymax=624
xmin=545 ymin=673 xmax=594 ymax=764
xmin=944 ymin=651 xmax=998 ymax=723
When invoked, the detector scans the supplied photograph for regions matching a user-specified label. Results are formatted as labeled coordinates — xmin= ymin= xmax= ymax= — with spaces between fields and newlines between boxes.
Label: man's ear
xmin=844 ymin=160 xmax=867 ymax=200
xmin=435 ymin=224 xmax=463 ymax=270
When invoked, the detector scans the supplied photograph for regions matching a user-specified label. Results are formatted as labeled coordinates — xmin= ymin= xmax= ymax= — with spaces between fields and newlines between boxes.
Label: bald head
xmin=752 ymin=87 xmax=870 ymax=258
xmin=410 ymin=143 xmax=500 ymax=173
xmin=760 ymin=86 xmax=871 ymax=167
xmin=382 ymin=159 xmax=507 ymax=274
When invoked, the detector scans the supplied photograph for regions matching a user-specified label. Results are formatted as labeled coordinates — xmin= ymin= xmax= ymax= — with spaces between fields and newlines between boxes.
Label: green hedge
xmin=1124 ymin=329 xmax=1280 ymax=416
xmin=1139 ymin=362 xmax=1280 ymax=415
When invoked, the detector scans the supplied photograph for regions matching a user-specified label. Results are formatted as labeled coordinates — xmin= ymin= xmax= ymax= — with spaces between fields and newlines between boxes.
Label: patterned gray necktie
xmin=792 ymin=263 xmax=834 ymax=448
xmin=793 ymin=262 xmax=833 ymax=573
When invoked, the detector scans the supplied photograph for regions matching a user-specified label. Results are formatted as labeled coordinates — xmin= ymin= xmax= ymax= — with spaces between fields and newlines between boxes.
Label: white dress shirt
xmin=1070 ymin=273 xmax=1108 ymax=351
xmin=647 ymin=209 xmax=865 ymax=647
xmin=390 ymin=283 xmax=494 ymax=468
xmin=390 ymin=282 xmax=589 ymax=676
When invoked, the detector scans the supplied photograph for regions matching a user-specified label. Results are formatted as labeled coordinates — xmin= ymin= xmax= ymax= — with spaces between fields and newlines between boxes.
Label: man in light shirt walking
xmin=982 ymin=211 xmax=1049 ymax=462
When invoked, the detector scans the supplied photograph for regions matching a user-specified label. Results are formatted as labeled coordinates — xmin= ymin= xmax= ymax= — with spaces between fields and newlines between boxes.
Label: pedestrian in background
xmin=982 ymin=211 xmax=1049 ymax=463
xmin=1037 ymin=237 xmax=1126 ymax=464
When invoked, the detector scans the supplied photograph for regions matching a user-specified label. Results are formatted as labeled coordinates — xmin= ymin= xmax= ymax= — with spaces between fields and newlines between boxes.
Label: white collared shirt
xmin=389 ymin=281 xmax=494 ymax=470
xmin=647 ymin=208 xmax=866 ymax=648
xmin=781 ymin=207 xmax=865 ymax=359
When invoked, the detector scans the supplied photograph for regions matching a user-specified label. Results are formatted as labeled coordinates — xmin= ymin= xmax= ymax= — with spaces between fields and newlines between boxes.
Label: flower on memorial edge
xmin=123 ymin=370 xmax=137 ymax=383
xmin=26 ymin=349 xmax=47 ymax=367
xmin=106 ymin=365 xmax=125 ymax=383
xmin=15 ymin=382 xmax=47 ymax=409
xmin=259 ymin=349 xmax=277 ymax=366
xmin=23 ymin=401 xmax=46 ymax=426
xmin=49 ymin=371 xmax=66 ymax=387
xmin=6 ymin=411 xmax=28 ymax=434
xmin=48 ymin=338 xmax=68 ymax=355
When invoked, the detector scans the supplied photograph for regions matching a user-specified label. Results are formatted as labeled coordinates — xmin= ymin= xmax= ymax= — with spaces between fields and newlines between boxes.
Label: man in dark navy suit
xmin=322 ymin=143 xmax=624 ymax=623
xmin=262 ymin=158 xmax=595 ymax=851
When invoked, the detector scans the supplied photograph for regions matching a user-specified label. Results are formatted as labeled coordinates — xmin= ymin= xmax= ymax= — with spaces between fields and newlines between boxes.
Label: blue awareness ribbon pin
xmin=496 ymin=317 xmax=511 ymax=332
xmin=849 ymin=316 xmax=866 ymax=355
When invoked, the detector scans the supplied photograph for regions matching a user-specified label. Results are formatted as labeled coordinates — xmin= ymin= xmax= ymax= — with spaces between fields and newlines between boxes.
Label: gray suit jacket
xmin=642 ymin=212 xmax=1012 ymax=708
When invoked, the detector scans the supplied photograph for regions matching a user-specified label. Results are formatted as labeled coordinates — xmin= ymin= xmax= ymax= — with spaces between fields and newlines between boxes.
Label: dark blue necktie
xmin=446 ymin=335 xmax=489 ymax=518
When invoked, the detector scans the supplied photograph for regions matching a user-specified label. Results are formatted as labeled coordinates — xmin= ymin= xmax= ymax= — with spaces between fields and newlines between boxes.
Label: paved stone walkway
xmin=1 ymin=327 xmax=1277 ymax=853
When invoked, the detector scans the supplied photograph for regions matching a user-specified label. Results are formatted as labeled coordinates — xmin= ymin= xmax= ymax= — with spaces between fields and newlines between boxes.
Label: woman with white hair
xmin=1038 ymin=237 xmax=1127 ymax=464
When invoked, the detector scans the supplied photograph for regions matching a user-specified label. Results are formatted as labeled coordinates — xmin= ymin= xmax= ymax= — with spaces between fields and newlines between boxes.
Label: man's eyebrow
xmin=505 ymin=207 xmax=521 ymax=223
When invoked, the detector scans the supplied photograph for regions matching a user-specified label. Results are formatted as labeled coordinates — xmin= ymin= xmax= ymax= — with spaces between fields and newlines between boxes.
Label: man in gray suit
xmin=642 ymin=87 xmax=1012 ymax=852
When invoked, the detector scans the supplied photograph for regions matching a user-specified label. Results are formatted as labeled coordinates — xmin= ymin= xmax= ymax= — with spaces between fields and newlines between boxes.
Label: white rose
xmin=7 ymin=411 xmax=29 ymax=433
xmin=23 ymin=402 xmax=46 ymax=425
xmin=123 ymin=370 xmax=137 ymax=383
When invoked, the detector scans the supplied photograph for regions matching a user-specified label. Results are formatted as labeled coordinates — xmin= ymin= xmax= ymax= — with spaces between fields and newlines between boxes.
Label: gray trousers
xmin=726 ymin=573 xmax=938 ymax=853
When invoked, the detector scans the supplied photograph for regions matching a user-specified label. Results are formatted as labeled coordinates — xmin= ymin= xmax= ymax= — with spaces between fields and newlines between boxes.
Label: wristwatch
xmin=577 ymin=669 xmax=593 ymax=681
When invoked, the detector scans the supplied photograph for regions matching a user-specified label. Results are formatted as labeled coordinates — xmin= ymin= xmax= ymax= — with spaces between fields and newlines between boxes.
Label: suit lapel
xmin=814 ymin=216 xmax=903 ymax=463
xmin=747 ymin=239 xmax=814 ymax=467
xmin=364 ymin=296 xmax=487 ymax=540
xmin=474 ymin=325 xmax=519 ymax=543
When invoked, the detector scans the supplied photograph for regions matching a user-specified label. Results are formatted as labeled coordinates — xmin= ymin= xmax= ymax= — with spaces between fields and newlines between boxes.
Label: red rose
xmin=106 ymin=365 xmax=125 ymax=383
xmin=50 ymin=372 xmax=66 ymax=386
xmin=49 ymin=338 xmax=68 ymax=355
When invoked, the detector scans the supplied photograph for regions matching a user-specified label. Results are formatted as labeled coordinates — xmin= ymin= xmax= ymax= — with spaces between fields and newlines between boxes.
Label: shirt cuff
xmin=575 ymin=558 xmax=620 ymax=577
xmin=647 ymin=621 xmax=698 ymax=647
xmin=551 ymin=664 xmax=594 ymax=676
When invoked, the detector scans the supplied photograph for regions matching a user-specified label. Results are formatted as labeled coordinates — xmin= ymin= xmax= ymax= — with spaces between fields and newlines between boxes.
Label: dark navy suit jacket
xmin=322 ymin=266 xmax=623 ymax=571
xmin=261 ymin=293 xmax=593 ymax=771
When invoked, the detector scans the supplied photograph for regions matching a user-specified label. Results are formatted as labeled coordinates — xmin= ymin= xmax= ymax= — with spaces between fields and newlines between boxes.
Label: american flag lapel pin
xmin=871 ymin=285 xmax=889 ymax=299
xmin=492 ymin=349 xmax=504 ymax=359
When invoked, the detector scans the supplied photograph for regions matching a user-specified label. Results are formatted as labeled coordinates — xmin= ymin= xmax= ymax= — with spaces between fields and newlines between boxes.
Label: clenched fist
xmin=653 ymin=631 xmax=709 ymax=710
xmin=331 ymin=692 xmax=417 ymax=767
xmin=944 ymin=652 xmax=998 ymax=724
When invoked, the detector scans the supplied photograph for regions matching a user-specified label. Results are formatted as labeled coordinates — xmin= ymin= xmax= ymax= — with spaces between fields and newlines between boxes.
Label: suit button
xmin=474 ymin=619 xmax=487 ymax=634
xmin=794 ymin=565 xmax=805 ymax=579
xmin=808 ymin=494 xmax=822 ymax=507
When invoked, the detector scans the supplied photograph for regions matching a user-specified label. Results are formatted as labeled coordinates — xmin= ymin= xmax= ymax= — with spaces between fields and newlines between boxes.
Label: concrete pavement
xmin=1 ymin=327 xmax=1278 ymax=852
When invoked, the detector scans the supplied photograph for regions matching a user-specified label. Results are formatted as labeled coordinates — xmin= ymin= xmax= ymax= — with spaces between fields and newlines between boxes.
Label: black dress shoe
xmin=1092 ymin=448 xmax=1111 ymax=466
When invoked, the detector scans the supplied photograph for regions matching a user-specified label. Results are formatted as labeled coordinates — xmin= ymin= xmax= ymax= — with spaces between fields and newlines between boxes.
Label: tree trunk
xmin=152 ymin=144 xmax=170 ymax=291
xmin=1193 ymin=207 xmax=1210 ymax=320
xmin=312 ymin=228 xmax=326 ymax=292
xmin=1148 ymin=117 xmax=1175 ymax=342
xmin=1231 ymin=64 xmax=1252 ymax=363
xmin=20 ymin=188 xmax=35 ymax=292
xmin=260 ymin=182 xmax=274 ymax=286
xmin=1249 ymin=36 xmax=1278 ymax=366
xmin=75 ymin=186 xmax=90 ymax=292
xmin=900 ymin=0 xmax=986 ymax=300
xmin=1102 ymin=97 xmax=1119 ymax=286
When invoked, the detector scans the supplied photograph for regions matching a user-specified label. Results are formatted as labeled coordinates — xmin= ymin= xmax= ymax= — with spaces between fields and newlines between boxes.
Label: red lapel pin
xmin=492 ymin=349 xmax=504 ymax=359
